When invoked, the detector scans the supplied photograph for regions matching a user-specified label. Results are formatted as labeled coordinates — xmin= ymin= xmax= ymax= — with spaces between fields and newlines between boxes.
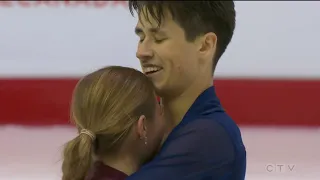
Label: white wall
xmin=1 ymin=1 xmax=320 ymax=78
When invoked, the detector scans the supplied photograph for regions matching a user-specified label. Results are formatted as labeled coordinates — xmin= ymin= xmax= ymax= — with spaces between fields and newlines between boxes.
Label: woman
xmin=61 ymin=66 xmax=166 ymax=180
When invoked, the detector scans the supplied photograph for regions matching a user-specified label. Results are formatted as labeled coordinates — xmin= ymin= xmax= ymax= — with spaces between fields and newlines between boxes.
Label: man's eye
xmin=155 ymin=39 xmax=166 ymax=43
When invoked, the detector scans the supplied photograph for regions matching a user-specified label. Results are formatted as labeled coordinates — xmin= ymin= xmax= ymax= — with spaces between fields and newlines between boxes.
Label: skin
xmin=135 ymin=9 xmax=218 ymax=128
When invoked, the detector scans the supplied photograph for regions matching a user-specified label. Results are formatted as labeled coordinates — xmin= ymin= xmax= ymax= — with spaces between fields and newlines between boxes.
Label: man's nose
xmin=136 ymin=43 xmax=153 ymax=62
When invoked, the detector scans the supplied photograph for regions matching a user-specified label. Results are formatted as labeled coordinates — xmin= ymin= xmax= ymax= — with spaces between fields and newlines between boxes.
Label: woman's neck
xmin=100 ymin=153 xmax=138 ymax=175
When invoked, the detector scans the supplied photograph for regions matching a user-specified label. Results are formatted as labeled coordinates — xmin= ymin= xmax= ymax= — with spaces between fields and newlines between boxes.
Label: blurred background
xmin=0 ymin=1 xmax=319 ymax=180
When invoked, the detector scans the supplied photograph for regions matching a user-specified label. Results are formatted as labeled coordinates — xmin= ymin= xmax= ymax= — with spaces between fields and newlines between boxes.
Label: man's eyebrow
xmin=135 ymin=27 xmax=167 ymax=35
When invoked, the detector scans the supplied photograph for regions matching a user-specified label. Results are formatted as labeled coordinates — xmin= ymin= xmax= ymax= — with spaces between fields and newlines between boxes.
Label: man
xmin=126 ymin=1 xmax=246 ymax=180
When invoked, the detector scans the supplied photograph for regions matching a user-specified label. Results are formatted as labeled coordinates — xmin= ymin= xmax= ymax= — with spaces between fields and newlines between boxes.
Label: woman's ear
xmin=136 ymin=115 xmax=147 ymax=139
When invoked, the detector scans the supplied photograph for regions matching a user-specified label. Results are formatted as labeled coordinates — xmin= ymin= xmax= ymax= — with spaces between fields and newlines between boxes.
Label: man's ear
xmin=198 ymin=32 xmax=217 ymax=64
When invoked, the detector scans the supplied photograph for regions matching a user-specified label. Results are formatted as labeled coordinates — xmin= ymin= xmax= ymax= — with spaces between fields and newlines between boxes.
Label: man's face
xmin=134 ymin=10 xmax=203 ymax=97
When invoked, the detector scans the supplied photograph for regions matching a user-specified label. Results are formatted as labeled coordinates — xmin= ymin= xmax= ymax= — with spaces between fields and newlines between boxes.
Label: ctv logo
xmin=0 ymin=1 xmax=128 ymax=8
xmin=265 ymin=164 xmax=295 ymax=173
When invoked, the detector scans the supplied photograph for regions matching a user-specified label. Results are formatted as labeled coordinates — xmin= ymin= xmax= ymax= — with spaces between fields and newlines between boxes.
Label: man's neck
xmin=162 ymin=76 xmax=213 ymax=131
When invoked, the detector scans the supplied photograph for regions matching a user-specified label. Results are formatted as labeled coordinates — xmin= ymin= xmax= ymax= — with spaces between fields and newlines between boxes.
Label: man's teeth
xmin=144 ymin=67 xmax=161 ymax=73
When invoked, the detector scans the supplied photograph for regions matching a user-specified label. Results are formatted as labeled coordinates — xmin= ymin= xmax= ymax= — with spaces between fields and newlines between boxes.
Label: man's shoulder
xmin=176 ymin=114 xmax=244 ymax=149
xmin=159 ymin=116 xmax=236 ymax=163
xmin=168 ymin=117 xmax=233 ymax=147
xmin=184 ymin=117 xmax=227 ymax=133
xmin=195 ymin=112 xmax=242 ymax=137
xmin=190 ymin=114 xmax=246 ymax=154
xmin=182 ymin=113 xmax=236 ymax=135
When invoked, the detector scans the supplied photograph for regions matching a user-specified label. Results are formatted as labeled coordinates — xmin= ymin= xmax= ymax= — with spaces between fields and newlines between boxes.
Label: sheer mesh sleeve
xmin=126 ymin=119 xmax=235 ymax=180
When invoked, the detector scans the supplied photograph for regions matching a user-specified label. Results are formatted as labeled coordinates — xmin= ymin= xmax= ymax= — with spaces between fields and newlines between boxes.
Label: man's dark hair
xmin=129 ymin=1 xmax=236 ymax=68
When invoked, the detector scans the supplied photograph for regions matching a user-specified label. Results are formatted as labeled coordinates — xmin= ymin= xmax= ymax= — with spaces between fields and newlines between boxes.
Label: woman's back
xmin=85 ymin=162 xmax=128 ymax=180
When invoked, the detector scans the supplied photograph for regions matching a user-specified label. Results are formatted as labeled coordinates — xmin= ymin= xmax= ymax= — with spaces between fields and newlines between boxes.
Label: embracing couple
xmin=61 ymin=1 xmax=246 ymax=180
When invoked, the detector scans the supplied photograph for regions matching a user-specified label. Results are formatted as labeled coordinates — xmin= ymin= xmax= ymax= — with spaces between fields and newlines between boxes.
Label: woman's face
xmin=141 ymin=96 xmax=166 ymax=163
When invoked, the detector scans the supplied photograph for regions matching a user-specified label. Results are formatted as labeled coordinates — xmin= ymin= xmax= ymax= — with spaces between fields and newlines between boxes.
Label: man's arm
xmin=126 ymin=119 xmax=235 ymax=180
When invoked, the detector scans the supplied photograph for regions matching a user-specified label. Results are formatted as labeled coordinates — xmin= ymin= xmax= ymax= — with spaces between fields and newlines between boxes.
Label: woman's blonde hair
xmin=61 ymin=66 xmax=156 ymax=180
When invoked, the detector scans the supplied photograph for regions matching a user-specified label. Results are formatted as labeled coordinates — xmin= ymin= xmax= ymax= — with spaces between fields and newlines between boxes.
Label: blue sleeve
xmin=126 ymin=119 xmax=235 ymax=180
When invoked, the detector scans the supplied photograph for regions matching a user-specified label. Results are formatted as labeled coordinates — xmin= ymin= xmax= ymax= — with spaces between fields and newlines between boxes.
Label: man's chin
xmin=151 ymin=80 xmax=172 ymax=98
xmin=154 ymin=85 xmax=166 ymax=97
